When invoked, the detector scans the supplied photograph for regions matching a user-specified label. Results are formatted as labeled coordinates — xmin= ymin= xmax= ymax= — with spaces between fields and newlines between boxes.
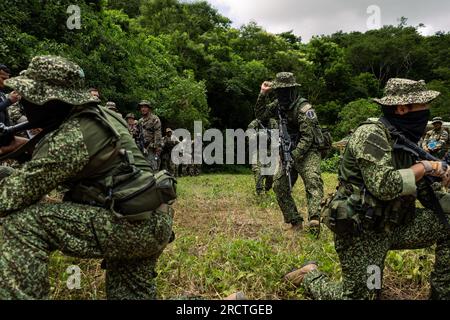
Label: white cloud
xmin=207 ymin=0 xmax=450 ymax=41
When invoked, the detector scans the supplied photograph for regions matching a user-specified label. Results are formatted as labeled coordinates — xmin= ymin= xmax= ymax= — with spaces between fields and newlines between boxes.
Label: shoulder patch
xmin=363 ymin=133 xmax=390 ymax=161
xmin=305 ymin=110 xmax=317 ymax=120
xmin=300 ymin=103 xmax=313 ymax=113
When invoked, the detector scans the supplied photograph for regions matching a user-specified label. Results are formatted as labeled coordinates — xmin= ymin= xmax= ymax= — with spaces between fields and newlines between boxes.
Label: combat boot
xmin=307 ymin=219 xmax=321 ymax=236
xmin=284 ymin=262 xmax=318 ymax=287
xmin=290 ymin=220 xmax=304 ymax=232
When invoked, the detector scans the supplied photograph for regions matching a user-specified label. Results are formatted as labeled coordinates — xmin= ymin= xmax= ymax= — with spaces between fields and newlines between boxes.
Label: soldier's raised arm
xmin=255 ymin=81 xmax=277 ymax=122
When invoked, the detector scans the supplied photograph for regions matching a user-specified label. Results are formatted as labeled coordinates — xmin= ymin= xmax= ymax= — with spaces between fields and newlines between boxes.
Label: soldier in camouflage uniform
xmin=256 ymin=72 xmax=324 ymax=231
xmin=105 ymin=101 xmax=121 ymax=115
xmin=422 ymin=117 xmax=449 ymax=159
xmin=187 ymin=133 xmax=202 ymax=177
xmin=287 ymin=78 xmax=450 ymax=300
xmin=137 ymin=100 xmax=163 ymax=172
xmin=0 ymin=56 xmax=175 ymax=300
xmin=248 ymin=118 xmax=278 ymax=195
xmin=125 ymin=113 xmax=139 ymax=142
xmin=161 ymin=128 xmax=180 ymax=176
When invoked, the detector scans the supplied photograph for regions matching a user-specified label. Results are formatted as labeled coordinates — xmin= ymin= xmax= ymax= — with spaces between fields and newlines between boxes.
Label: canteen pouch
xmin=112 ymin=170 xmax=177 ymax=219
xmin=321 ymin=193 xmax=362 ymax=236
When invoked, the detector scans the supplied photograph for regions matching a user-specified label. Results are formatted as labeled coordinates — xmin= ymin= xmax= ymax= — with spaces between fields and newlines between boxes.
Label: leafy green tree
xmin=315 ymin=101 xmax=342 ymax=127
xmin=428 ymin=80 xmax=450 ymax=121
xmin=305 ymin=38 xmax=352 ymax=104
xmin=348 ymin=72 xmax=382 ymax=100
xmin=107 ymin=0 xmax=142 ymax=18
xmin=140 ymin=0 xmax=230 ymax=38
xmin=159 ymin=71 xmax=210 ymax=132
xmin=335 ymin=99 xmax=382 ymax=139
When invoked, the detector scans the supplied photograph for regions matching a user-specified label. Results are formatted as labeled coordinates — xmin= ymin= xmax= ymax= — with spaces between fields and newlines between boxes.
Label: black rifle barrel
xmin=277 ymin=108 xmax=294 ymax=192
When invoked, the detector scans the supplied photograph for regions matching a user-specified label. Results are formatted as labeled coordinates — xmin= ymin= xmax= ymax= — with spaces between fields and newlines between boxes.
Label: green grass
xmin=47 ymin=173 xmax=432 ymax=300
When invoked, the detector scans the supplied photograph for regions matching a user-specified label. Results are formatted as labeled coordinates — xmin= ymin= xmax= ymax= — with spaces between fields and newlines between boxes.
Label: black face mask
xmin=382 ymin=107 xmax=430 ymax=144
xmin=275 ymin=87 xmax=296 ymax=109
xmin=21 ymin=99 xmax=74 ymax=130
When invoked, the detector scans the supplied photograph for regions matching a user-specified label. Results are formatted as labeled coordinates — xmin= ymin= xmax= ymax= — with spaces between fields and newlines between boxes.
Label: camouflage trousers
xmin=0 ymin=202 xmax=173 ymax=300
xmin=273 ymin=150 xmax=324 ymax=224
xmin=146 ymin=148 xmax=161 ymax=172
xmin=161 ymin=154 xmax=178 ymax=177
xmin=303 ymin=208 xmax=450 ymax=300
xmin=187 ymin=164 xmax=201 ymax=177
xmin=252 ymin=163 xmax=274 ymax=194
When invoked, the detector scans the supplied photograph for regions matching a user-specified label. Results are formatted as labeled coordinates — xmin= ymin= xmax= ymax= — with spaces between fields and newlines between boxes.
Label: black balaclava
xmin=275 ymin=87 xmax=298 ymax=110
xmin=21 ymin=99 xmax=74 ymax=130
xmin=382 ymin=106 xmax=430 ymax=144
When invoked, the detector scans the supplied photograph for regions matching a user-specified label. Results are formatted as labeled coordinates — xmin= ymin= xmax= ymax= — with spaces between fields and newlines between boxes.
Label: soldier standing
xmin=188 ymin=133 xmax=203 ymax=176
xmin=0 ymin=56 xmax=176 ymax=300
xmin=89 ymin=87 xmax=100 ymax=99
xmin=137 ymin=100 xmax=163 ymax=172
xmin=256 ymin=72 xmax=325 ymax=232
xmin=125 ymin=113 xmax=139 ymax=142
xmin=161 ymin=128 xmax=180 ymax=176
xmin=105 ymin=101 xmax=121 ymax=115
xmin=422 ymin=117 xmax=449 ymax=159
xmin=248 ymin=118 xmax=277 ymax=195
xmin=288 ymin=78 xmax=450 ymax=300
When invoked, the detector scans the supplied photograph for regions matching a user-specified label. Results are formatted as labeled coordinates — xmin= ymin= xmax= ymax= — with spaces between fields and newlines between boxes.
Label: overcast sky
xmin=205 ymin=0 xmax=450 ymax=41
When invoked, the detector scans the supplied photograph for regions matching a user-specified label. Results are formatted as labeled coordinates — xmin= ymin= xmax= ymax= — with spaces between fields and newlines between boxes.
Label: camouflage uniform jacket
xmin=255 ymin=92 xmax=321 ymax=160
xmin=422 ymin=128 xmax=449 ymax=151
xmin=128 ymin=123 xmax=139 ymax=140
xmin=138 ymin=114 xmax=162 ymax=150
xmin=338 ymin=121 xmax=446 ymax=228
xmin=8 ymin=104 xmax=25 ymax=126
xmin=162 ymin=135 xmax=180 ymax=154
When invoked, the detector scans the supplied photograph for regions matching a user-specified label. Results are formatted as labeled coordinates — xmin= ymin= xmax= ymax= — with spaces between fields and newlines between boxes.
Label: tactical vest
xmin=322 ymin=121 xmax=417 ymax=236
xmin=63 ymin=105 xmax=177 ymax=221
xmin=282 ymin=98 xmax=325 ymax=151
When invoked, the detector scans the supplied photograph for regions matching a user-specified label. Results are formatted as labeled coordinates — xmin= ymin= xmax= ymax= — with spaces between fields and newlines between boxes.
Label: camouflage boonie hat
xmin=271 ymin=72 xmax=301 ymax=89
xmin=432 ymin=117 xmax=444 ymax=124
xmin=4 ymin=55 xmax=100 ymax=106
xmin=125 ymin=113 xmax=135 ymax=120
xmin=138 ymin=100 xmax=152 ymax=108
xmin=166 ymin=128 xmax=173 ymax=133
xmin=106 ymin=101 xmax=119 ymax=111
xmin=373 ymin=78 xmax=440 ymax=106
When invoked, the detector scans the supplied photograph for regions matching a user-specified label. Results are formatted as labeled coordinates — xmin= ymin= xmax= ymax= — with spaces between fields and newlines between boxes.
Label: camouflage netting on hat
xmin=373 ymin=78 xmax=440 ymax=106
xmin=4 ymin=55 xmax=100 ymax=106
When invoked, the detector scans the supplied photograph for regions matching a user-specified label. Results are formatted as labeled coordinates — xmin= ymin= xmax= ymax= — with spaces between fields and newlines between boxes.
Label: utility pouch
xmin=321 ymin=192 xmax=362 ymax=236
xmin=112 ymin=170 xmax=177 ymax=220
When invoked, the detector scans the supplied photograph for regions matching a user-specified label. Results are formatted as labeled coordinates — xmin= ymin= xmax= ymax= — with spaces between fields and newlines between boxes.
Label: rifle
xmin=277 ymin=108 xmax=294 ymax=193
xmin=137 ymin=123 xmax=148 ymax=156
xmin=380 ymin=117 xmax=450 ymax=230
